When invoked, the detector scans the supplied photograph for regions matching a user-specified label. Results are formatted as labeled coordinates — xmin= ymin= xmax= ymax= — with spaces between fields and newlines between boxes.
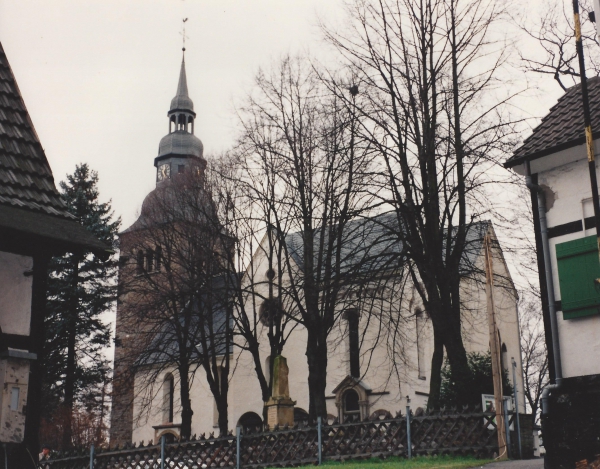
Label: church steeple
xmin=170 ymin=55 xmax=194 ymax=114
xmin=155 ymin=52 xmax=205 ymax=185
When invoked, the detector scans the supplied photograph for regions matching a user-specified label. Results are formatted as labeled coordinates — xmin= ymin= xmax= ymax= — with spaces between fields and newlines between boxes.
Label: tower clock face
xmin=158 ymin=163 xmax=171 ymax=181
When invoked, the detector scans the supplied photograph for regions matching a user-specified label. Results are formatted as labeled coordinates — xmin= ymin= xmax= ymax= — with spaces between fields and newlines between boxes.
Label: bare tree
xmin=519 ymin=294 xmax=548 ymax=423
xmin=119 ymin=162 xmax=233 ymax=437
xmin=207 ymin=152 xmax=299 ymax=418
xmin=234 ymin=55 xmax=397 ymax=421
xmin=518 ymin=0 xmax=600 ymax=91
xmin=324 ymin=0 xmax=523 ymax=408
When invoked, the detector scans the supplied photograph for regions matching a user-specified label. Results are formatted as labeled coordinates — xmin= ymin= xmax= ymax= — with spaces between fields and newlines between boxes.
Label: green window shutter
xmin=556 ymin=235 xmax=600 ymax=319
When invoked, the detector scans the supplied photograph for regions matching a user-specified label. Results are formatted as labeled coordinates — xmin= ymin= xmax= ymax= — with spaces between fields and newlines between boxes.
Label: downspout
xmin=524 ymin=160 xmax=563 ymax=414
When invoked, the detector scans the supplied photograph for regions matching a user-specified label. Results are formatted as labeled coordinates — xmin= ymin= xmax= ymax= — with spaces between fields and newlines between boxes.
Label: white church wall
xmin=130 ymin=225 xmax=524 ymax=439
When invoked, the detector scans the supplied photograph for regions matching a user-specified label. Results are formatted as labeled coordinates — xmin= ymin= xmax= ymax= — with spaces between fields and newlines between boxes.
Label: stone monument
xmin=265 ymin=355 xmax=295 ymax=428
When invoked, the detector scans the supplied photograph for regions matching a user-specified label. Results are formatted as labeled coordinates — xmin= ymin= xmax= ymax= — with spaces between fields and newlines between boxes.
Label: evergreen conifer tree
xmin=41 ymin=164 xmax=120 ymax=449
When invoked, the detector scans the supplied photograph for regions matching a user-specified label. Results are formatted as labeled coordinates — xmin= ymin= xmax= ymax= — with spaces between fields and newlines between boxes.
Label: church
xmin=109 ymin=53 xmax=525 ymax=446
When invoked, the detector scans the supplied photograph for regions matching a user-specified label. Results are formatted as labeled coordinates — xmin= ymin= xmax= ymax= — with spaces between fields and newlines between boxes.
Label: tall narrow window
xmin=163 ymin=374 xmax=174 ymax=423
xmin=416 ymin=309 xmax=426 ymax=379
xmin=501 ymin=343 xmax=508 ymax=373
xmin=213 ymin=365 xmax=224 ymax=427
xmin=155 ymin=246 xmax=162 ymax=271
xmin=343 ymin=389 xmax=360 ymax=423
xmin=346 ymin=309 xmax=360 ymax=378
xmin=137 ymin=250 xmax=144 ymax=274
xmin=146 ymin=249 xmax=154 ymax=272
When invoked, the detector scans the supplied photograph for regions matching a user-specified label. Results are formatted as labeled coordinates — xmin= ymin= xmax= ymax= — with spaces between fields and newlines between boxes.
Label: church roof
xmin=284 ymin=213 xmax=492 ymax=279
xmin=158 ymin=130 xmax=203 ymax=159
xmin=0 ymin=42 xmax=109 ymax=255
xmin=506 ymin=76 xmax=600 ymax=168
xmin=169 ymin=57 xmax=194 ymax=113
xmin=135 ymin=274 xmax=236 ymax=367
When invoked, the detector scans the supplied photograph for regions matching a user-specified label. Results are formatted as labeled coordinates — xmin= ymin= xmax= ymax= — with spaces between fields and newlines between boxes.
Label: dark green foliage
xmin=439 ymin=352 xmax=512 ymax=408
xmin=41 ymin=164 xmax=119 ymax=446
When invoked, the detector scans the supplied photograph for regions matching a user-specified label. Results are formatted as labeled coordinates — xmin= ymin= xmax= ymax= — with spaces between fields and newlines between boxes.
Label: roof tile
xmin=507 ymin=77 xmax=600 ymax=166
xmin=0 ymin=42 xmax=73 ymax=219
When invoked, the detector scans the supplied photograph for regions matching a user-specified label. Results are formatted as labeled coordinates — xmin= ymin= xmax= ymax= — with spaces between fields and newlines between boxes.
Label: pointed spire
xmin=170 ymin=53 xmax=194 ymax=112
xmin=176 ymin=55 xmax=189 ymax=99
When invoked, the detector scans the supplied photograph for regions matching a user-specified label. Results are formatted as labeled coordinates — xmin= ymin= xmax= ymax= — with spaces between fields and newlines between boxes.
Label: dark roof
xmin=284 ymin=212 xmax=491 ymax=278
xmin=136 ymin=274 xmax=236 ymax=367
xmin=0 ymin=42 xmax=108 ymax=255
xmin=506 ymin=76 xmax=600 ymax=168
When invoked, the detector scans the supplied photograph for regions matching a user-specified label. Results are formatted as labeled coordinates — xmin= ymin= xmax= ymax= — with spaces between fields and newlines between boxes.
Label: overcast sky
xmin=0 ymin=0 xmax=347 ymax=229
xmin=0 ymin=0 xmax=564 ymax=231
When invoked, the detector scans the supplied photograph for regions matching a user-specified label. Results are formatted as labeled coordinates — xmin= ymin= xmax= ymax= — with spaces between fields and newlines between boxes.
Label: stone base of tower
xmin=109 ymin=366 xmax=134 ymax=447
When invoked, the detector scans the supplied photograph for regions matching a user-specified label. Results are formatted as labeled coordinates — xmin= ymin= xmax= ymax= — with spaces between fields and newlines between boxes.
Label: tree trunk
xmin=179 ymin=370 xmax=193 ymax=439
xmin=216 ymin=396 xmax=229 ymax=436
xmin=428 ymin=328 xmax=444 ymax=410
xmin=62 ymin=254 xmax=80 ymax=449
xmin=443 ymin=321 xmax=471 ymax=406
xmin=306 ymin=327 xmax=328 ymax=422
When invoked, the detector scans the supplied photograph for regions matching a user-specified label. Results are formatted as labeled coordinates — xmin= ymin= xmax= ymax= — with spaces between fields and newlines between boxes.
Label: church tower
xmin=155 ymin=55 xmax=206 ymax=185
xmin=109 ymin=54 xmax=205 ymax=446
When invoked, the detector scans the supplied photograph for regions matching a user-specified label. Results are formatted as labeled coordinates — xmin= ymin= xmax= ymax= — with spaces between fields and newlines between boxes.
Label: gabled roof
xmin=0 ymin=42 xmax=108 ymax=255
xmin=284 ymin=212 xmax=492 ymax=278
xmin=505 ymin=76 xmax=600 ymax=168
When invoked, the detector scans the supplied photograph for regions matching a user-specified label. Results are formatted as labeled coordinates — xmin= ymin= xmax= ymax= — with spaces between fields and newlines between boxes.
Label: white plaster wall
xmin=130 ymin=230 xmax=525 ymax=440
xmin=459 ymin=235 xmax=526 ymax=412
xmin=0 ymin=251 xmax=32 ymax=336
xmin=538 ymin=158 xmax=600 ymax=378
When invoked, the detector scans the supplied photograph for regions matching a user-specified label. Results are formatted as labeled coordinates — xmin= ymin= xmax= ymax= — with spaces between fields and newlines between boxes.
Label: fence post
xmin=236 ymin=426 xmax=241 ymax=469
xmin=406 ymin=405 xmax=412 ymax=459
xmin=89 ymin=444 xmax=94 ymax=469
xmin=512 ymin=358 xmax=522 ymax=459
xmin=317 ymin=416 xmax=322 ymax=465
xmin=161 ymin=434 xmax=165 ymax=469
xmin=503 ymin=397 xmax=512 ymax=459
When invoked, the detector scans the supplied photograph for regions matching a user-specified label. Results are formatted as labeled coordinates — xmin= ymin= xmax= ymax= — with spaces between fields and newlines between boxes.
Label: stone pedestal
xmin=265 ymin=355 xmax=296 ymax=428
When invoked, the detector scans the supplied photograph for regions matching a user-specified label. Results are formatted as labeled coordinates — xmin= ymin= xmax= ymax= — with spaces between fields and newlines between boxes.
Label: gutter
xmin=524 ymin=160 xmax=563 ymax=414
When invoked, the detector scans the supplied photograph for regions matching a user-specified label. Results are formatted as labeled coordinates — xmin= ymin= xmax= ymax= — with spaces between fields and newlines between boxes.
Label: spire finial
xmin=180 ymin=18 xmax=189 ymax=52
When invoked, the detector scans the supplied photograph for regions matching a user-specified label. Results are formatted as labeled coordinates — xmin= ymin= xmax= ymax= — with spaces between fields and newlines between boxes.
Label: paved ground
xmin=481 ymin=458 xmax=545 ymax=469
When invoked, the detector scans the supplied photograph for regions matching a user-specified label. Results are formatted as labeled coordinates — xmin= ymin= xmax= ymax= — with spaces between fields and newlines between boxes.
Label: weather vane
xmin=180 ymin=18 xmax=189 ymax=52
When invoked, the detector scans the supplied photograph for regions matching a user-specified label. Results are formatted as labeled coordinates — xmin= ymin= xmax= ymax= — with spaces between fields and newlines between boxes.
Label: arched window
xmin=501 ymin=343 xmax=508 ymax=373
xmin=415 ymin=308 xmax=426 ymax=379
xmin=163 ymin=374 xmax=174 ymax=423
xmin=265 ymin=355 xmax=271 ymax=386
xmin=137 ymin=250 xmax=144 ymax=274
xmin=170 ymin=115 xmax=176 ymax=133
xmin=343 ymin=389 xmax=360 ymax=423
xmin=155 ymin=246 xmax=162 ymax=271
xmin=344 ymin=309 xmax=360 ymax=378
xmin=146 ymin=249 xmax=154 ymax=272
xmin=237 ymin=412 xmax=263 ymax=434
xmin=294 ymin=408 xmax=309 ymax=424
xmin=188 ymin=115 xmax=194 ymax=134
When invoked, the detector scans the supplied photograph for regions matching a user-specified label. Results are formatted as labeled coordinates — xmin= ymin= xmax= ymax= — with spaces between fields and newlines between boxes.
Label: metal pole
xmin=161 ymin=434 xmax=165 ymax=469
xmin=236 ymin=426 xmax=241 ymax=469
xmin=317 ymin=416 xmax=322 ymax=465
xmin=89 ymin=444 xmax=94 ymax=469
xmin=503 ymin=398 xmax=512 ymax=459
xmin=406 ymin=405 xmax=412 ymax=459
xmin=512 ymin=358 xmax=522 ymax=459
xmin=572 ymin=0 xmax=600 ymax=259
